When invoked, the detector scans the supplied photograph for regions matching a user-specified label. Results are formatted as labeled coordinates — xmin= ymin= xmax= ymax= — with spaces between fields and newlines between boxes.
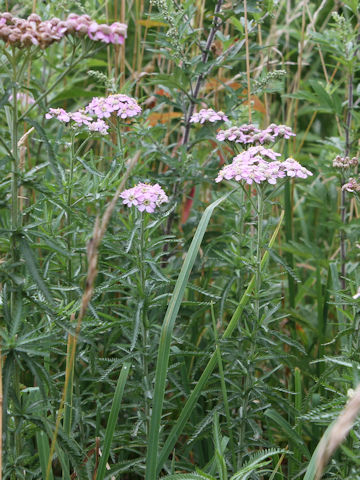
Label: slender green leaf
xmin=96 ymin=362 xmax=130 ymax=480
xmin=20 ymin=236 xmax=55 ymax=306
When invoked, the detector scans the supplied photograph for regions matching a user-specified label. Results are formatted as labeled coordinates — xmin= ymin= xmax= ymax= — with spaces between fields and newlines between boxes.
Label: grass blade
xmin=303 ymin=423 xmax=333 ymax=480
xmin=145 ymin=191 xmax=234 ymax=480
xmin=96 ymin=361 xmax=130 ymax=480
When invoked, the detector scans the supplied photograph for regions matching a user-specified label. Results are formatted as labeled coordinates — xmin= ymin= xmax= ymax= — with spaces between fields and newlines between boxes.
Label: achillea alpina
xmin=85 ymin=94 xmax=141 ymax=120
xmin=0 ymin=12 xmax=127 ymax=49
xmin=342 ymin=178 xmax=360 ymax=193
xmin=190 ymin=108 xmax=228 ymax=124
xmin=120 ymin=183 xmax=168 ymax=213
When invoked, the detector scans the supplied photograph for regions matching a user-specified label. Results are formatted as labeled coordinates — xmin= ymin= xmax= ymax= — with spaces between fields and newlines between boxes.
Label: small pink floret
xmin=120 ymin=183 xmax=168 ymax=213
xmin=190 ymin=108 xmax=228 ymax=124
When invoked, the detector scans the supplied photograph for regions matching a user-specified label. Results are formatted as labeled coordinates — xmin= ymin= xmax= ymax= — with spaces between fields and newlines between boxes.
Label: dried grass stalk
xmin=315 ymin=384 xmax=360 ymax=479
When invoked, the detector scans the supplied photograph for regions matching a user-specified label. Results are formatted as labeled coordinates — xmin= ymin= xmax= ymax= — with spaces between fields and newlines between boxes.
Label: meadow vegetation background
xmin=0 ymin=0 xmax=360 ymax=479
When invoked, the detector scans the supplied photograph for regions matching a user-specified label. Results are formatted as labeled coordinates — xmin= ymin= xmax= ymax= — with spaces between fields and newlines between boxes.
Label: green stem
xmin=116 ymin=119 xmax=125 ymax=168
xmin=66 ymin=131 xmax=75 ymax=286
xmin=63 ymin=336 xmax=75 ymax=439
xmin=255 ymin=186 xmax=264 ymax=322
xmin=240 ymin=186 xmax=264 ymax=463
xmin=284 ymin=179 xmax=296 ymax=308
xmin=139 ymin=213 xmax=150 ymax=434
xmin=10 ymin=49 xmax=21 ymax=463
xmin=63 ymin=133 xmax=76 ymax=477
xmin=211 ymin=303 xmax=237 ymax=471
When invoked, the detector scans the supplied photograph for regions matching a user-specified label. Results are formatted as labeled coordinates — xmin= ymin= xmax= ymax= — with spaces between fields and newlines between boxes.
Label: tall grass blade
xmin=96 ymin=361 xmax=130 ymax=480
xmin=37 ymin=430 xmax=54 ymax=480
xmin=303 ymin=423 xmax=333 ymax=480
xmin=145 ymin=191 xmax=235 ymax=480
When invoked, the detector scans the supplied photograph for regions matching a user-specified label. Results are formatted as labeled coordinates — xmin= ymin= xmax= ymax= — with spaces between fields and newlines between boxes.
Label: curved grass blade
xmin=303 ymin=423 xmax=333 ymax=480
xmin=156 ymin=211 xmax=284 ymax=475
xmin=96 ymin=361 xmax=131 ymax=480
xmin=145 ymin=191 xmax=235 ymax=480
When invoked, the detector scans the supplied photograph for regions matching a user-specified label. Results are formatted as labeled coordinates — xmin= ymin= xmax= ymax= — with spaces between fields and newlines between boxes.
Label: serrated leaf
xmin=20 ymin=237 xmax=55 ymax=306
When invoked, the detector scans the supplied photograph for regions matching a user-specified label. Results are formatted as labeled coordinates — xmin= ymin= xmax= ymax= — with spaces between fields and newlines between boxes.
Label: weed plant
xmin=0 ymin=1 xmax=360 ymax=480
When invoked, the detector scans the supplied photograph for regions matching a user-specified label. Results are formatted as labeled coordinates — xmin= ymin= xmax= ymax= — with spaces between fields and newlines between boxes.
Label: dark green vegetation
xmin=0 ymin=0 xmax=360 ymax=479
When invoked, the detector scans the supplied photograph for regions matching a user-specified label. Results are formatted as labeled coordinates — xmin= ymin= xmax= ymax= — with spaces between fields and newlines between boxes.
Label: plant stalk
xmin=340 ymin=71 xmax=353 ymax=291
xmin=9 ymin=49 xmax=22 ymax=464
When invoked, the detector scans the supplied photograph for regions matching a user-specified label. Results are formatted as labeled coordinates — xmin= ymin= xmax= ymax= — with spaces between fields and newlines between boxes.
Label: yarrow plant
xmin=45 ymin=94 xmax=141 ymax=135
xmin=215 ymin=126 xmax=312 ymax=185
xmin=190 ymin=108 xmax=228 ymax=124
xmin=342 ymin=177 xmax=360 ymax=193
xmin=120 ymin=183 xmax=169 ymax=213
xmin=333 ymin=155 xmax=358 ymax=169
xmin=216 ymin=123 xmax=296 ymax=145
xmin=0 ymin=12 xmax=127 ymax=49
xmin=85 ymin=94 xmax=142 ymax=119
xmin=45 ymin=107 xmax=109 ymax=134
xmin=215 ymin=154 xmax=312 ymax=185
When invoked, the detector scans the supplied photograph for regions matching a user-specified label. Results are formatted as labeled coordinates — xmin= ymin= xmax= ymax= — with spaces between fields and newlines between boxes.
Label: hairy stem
xmin=10 ymin=49 xmax=21 ymax=464
xmin=139 ymin=212 xmax=150 ymax=434
xmin=340 ymin=71 xmax=353 ymax=291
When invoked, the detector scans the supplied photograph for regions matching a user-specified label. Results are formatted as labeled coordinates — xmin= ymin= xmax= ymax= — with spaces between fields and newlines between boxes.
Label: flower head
xmin=216 ymin=124 xmax=260 ymax=144
xmin=264 ymin=124 xmax=295 ymax=139
xmin=45 ymin=105 xmax=110 ymax=135
xmin=45 ymin=108 xmax=71 ymax=123
xmin=70 ymin=110 xmax=92 ymax=126
xmin=0 ymin=12 xmax=127 ymax=49
xmin=281 ymin=158 xmax=313 ymax=179
xmin=342 ymin=177 xmax=360 ymax=193
xmin=120 ymin=183 xmax=168 ymax=213
xmin=216 ymin=123 xmax=295 ymax=146
xmin=333 ymin=155 xmax=358 ymax=169
xmin=216 ymin=152 xmax=312 ymax=185
xmin=87 ymin=119 xmax=109 ymax=135
xmin=85 ymin=94 xmax=141 ymax=120
xmin=190 ymin=108 xmax=228 ymax=124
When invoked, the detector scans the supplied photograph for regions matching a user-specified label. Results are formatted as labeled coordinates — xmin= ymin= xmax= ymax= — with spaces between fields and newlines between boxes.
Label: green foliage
xmin=0 ymin=1 xmax=360 ymax=480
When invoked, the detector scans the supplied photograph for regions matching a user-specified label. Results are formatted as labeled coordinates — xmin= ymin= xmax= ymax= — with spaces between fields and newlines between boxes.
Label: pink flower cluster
xmin=65 ymin=14 xmax=126 ymax=45
xmin=45 ymin=94 xmax=141 ymax=134
xmin=342 ymin=178 xmax=360 ymax=193
xmin=215 ymin=149 xmax=312 ymax=185
xmin=0 ymin=12 xmax=127 ymax=49
xmin=190 ymin=108 xmax=228 ymax=124
xmin=120 ymin=183 xmax=169 ymax=213
xmin=45 ymin=108 xmax=109 ymax=134
xmin=216 ymin=123 xmax=295 ymax=146
xmin=333 ymin=155 xmax=358 ymax=169
xmin=85 ymin=94 xmax=141 ymax=120
xmin=9 ymin=92 xmax=35 ymax=107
